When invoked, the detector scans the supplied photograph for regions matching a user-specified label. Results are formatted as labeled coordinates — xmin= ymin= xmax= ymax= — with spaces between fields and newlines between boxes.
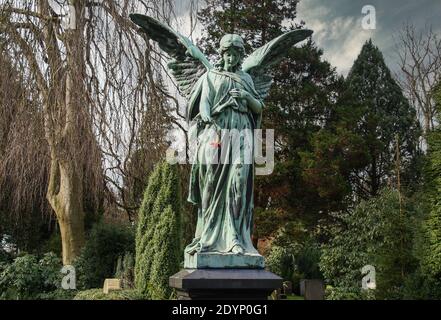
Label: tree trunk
xmin=45 ymin=0 xmax=88 ymax=265
xmin=424 ymin=113 xmax=432 ymax=136
xmin=47 ymin=156 xmax=85 ymax=265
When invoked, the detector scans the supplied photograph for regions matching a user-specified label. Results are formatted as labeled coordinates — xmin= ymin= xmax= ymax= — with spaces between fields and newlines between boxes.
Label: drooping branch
xmin=1 ymin=21 xmax=48 ymax=97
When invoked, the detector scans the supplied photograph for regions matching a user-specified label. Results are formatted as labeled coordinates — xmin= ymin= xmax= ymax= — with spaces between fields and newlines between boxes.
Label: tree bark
xmin=47 ymin=156 xmax=85 ymax=265
xmin=42 ymin=0 xmax=87 ymax=265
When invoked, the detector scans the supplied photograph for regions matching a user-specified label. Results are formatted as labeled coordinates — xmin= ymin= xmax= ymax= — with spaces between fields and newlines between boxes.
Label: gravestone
xmin=300 ymin=279 xmax=324 ymax=300
xmin=103 ymin=279 xmax=121 ymax=294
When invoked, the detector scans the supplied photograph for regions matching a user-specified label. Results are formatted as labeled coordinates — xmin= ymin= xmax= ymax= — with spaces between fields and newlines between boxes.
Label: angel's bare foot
xmin=232 ymin=245 xmax=244 ymax=255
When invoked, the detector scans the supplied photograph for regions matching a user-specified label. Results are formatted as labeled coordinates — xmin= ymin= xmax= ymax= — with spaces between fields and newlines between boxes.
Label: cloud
xmin=172 ymin=0 xmax=441 ymax=77
xmin=296 ymin=1 xmax=377 ymax=75
xmin=295 ymin=0 xmax=441 ymax=76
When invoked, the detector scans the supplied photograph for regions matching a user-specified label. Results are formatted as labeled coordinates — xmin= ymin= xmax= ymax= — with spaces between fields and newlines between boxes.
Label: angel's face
xmin=223 ymin=47 xmax=241 ymax=72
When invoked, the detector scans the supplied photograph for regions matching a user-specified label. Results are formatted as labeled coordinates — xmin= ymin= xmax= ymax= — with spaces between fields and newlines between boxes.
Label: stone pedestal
xmin=184 ymin=252 xmax=265 ymax=269
xmin=170 ymin=269 xmax=282 ymax=300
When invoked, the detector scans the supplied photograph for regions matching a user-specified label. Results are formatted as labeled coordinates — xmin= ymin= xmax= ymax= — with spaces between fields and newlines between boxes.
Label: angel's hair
xmin=215 ymin=46 xmax=245 ymax=72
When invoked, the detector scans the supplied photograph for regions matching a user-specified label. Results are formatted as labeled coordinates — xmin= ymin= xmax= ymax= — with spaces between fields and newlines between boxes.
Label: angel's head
xmin=216 ymin=34 xmax=245 ymax=72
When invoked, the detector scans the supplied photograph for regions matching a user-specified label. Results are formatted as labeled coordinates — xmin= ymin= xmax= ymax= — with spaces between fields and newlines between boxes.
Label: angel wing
xmin=129 ymin=14 xmax=213 ymax=98
xmin=242 ymin=29 xmax=313 ymax=100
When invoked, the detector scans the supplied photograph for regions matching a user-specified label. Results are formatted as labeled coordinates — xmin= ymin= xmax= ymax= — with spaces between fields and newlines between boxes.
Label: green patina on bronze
xmin=130 ymin=13 xmax=312 ymax=269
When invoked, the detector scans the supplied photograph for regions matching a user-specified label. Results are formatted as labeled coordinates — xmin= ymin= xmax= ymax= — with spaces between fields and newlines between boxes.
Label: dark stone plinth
xmin=170 ymin=269 xmax=282 ymax=300
xmin=300 ymin=279 xmax=325 ymax=300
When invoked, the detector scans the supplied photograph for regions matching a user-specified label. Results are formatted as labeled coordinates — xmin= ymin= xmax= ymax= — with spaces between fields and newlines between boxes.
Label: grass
xmin=74 ymin=289 xmax=145 ymax=300
xmin=286 ymin=294 xmax=305 ymax=300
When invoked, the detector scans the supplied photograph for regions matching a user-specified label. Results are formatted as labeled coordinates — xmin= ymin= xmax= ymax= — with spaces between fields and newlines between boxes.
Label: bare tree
xmin=0 ymin=0 xmax=174 ymax=264
xmin=0 ymin=40 xmax=54 ymax=251
xmin=396 ymin=23 xmax=441 ymax=135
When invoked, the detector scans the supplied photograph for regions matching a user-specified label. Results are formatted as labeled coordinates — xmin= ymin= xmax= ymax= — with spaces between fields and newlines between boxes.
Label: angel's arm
xmin=231 ymin=90 xmax=262 ymax=114
xmin=230 ymin=80 xmax=263 ymax=114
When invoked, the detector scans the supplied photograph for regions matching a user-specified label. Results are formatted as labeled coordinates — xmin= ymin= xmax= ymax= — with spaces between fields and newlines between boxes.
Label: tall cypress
xmin=134 ymin=161 xmax=162 ymax=295
xmin=135 ymin=161 xmax=182 ymax=298
xmin=346 ymin=40 xmax=421 ymax=198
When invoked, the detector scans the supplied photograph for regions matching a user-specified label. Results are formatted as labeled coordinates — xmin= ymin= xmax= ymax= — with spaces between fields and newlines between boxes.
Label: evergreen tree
xmin=345 ymin=40 xmax=421 ymax=198
xmin=298 ymin=79 xmax=370 ymax=216
xmin=148 ymin=205 xmax=181 ymax=299
xmin=134 ymin=162 xmax=162 ymax=295
xmin=134 ymin=161 xmax=182 ymax=298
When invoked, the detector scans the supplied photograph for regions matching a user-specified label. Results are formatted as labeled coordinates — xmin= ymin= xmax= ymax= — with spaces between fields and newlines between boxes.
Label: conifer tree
xmin=148 ymin=205 xmax=181 ymax=299
xmin=135 ymin=161 xmax=182 ymax=298
xmin=345 ymin=40 xmax=421 ymax=198
xmin=134 ymin=162 xmax=162 ymax=295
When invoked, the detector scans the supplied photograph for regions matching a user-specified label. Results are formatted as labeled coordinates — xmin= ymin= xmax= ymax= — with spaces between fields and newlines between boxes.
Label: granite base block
xmin=169 ymin=269 xmax=282 ymax=300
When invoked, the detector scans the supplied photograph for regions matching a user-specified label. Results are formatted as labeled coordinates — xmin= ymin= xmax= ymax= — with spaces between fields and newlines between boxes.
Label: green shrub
xmin=296 ymin=237 xmax=322 ymax=280
xmin=266 ymin=235 xmax=323 ymax=296
xmin=74 ymin=289 xmax=144 ymax=300
xmin=325 ymin=285 xmax=375 ymax=300
xmin=265 ymin=221 xmax=323 ymax=293
xmin=266 ymin=246 xmax=296 ymax=281
xmin=0 ymin=252 xmax=62 ymax=300
xmin=74 ymin=222 xmax=135 ymax=290
xmin=37 ymin=289 xmax=78 ymax=300
xmin=319 ymin=189 xmax=417 ymax=300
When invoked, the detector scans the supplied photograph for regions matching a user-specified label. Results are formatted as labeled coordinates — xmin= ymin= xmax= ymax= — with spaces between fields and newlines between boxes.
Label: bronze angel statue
xmin=130 ymin=14 xmax=312 ymax=269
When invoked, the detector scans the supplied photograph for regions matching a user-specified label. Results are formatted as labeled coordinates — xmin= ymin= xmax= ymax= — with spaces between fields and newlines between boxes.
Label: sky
xmin=174 ymin=0 xmax=441 ymax=76
xmin=295 ymin=0 xmax=441 ymax=75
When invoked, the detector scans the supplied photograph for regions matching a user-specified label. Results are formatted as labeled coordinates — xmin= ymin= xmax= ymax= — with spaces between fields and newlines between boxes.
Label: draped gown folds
xmin=185 ymin=69 xmax=263 ymax=256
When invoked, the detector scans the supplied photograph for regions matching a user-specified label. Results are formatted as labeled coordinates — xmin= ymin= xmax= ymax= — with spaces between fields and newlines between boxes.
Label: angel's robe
xmin=185 ymin=69 xmax=263 ymax=256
